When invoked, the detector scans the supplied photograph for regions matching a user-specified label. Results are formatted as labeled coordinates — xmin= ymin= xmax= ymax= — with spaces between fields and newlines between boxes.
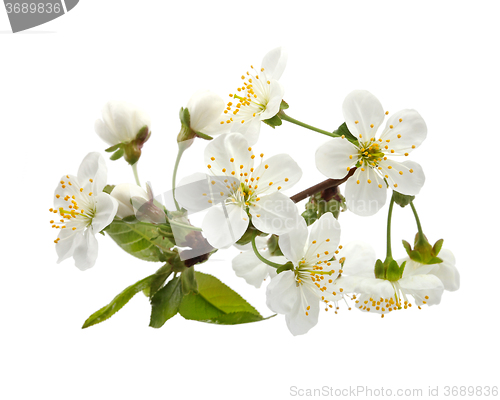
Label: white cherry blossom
xmin=176 ymin=132 xmax=302 ymax=249
xmin=316 ymin=90 xmax=426 ymax=216
xmin=266 ymin=213 xmax=350 ymax=335
xmin=205 ymin=47 xmax=287 ymax=145
xmin=334 ymin=242 xmax=445 ymax=318
xmin=95 ymin=101 xmax=150 ymax=146
xmin=50 ymin=153 xmax=118 ymax=270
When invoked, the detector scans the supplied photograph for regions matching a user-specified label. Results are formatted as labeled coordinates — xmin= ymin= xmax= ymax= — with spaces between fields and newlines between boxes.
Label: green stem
xmin=410 ymin=201 xmax=424 ymax=238
xmin=132 ymin=162 xmax=141 ymax=187
xmin=386 ymin=193 xmax=396 ymax=259
xmin=280 ymin=112 xmax=340 ymax=139
xmin=172 ymin=143 xmax=187 ymax=211
xmin=251 ymin=232 xmax=287 ymax=269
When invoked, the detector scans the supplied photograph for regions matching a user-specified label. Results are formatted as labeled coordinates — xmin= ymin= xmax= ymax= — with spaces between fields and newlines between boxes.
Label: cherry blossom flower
xmin=206 ymin=47 xmax=287 ymax=145
xmin=50 ymin=153 xmax=118 ymax=270
xmin=176 ymin=132 xmax=301 ymax=249
xmin=316 ymin=90 xmax=426 ymax=216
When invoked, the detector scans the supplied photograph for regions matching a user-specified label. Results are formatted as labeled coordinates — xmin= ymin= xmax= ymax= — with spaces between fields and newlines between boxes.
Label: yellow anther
xmin=278 ymin=186 xmax=282 ymax=190
xmin=207 ymin=164 xmax=212 ymax=169
xmin=409 ymin=169 xmax=414 ymax=173
xmin=399 ymin=118 xmax=403 ymax=122
xmin=390 ymin=125 xmax=393 ymax=129
xmin=230 ymin=158 xmax=234 ymax=162
xmin=355 ymin=120 xmax=359 ymax=124
xmin=385 ymin=111 xmax=389 ymax=115
xmin=370 ymin=124 xmax=374 ymax=128
xmin=399 ymin=171 xmax=403 ymax=175
xmin=265 ymin=164 xmax=269 ymax=169
xmin=378 ymin=184 xmax=382 ymax=188
xmin=367 ymin=179 xmax=371 ymax=184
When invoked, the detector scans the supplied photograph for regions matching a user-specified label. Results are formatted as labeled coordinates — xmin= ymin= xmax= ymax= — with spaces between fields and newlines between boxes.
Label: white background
xmin=1 ymin=1 xmax=499 ymax=399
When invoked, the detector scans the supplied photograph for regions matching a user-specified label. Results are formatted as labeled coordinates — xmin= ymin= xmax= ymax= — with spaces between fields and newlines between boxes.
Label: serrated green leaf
xmin=181 ymin=267 xmax=198 ymax=294
xmin=105 ymin=220 xmax=175 ymax=262
xmin=178 ymin=272 xmax=266 ymax=325
xmin=82 ymin=275 xmax=156 ymax=329
xmin=149 ymin=277 xmax=183 ymax=328
xmin=110 ymin=148 xmax=125 ymax=160
xmin=148 ymin=264 xmax=174 ymax=298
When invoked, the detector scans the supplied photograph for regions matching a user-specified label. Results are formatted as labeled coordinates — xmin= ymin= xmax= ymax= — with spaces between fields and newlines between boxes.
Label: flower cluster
xmin=49 ymin=47 xmax=459 ymax=335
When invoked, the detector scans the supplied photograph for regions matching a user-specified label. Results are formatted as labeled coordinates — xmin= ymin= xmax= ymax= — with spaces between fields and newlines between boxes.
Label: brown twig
xmin=290 ymin=168 xmax=356 ymax=203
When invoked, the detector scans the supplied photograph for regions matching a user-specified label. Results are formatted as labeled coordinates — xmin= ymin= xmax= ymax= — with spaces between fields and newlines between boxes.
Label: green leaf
xmin=279 ymin=100 xmax=289 ymax=110
xmin=104 ymin=219 xmax=176 ymax=262
xmin=262 ymin=114 xmax=282 ymax=128
xmin=105 ymin=143 xmax=121 ymax=153
xmin=181 ymin=267 xmax=198 ymax=294
xmin=110 ymin=148 xmax=125 ymax=160
xmin=149 ymin=277 xmax=183 ymax=328
xmin=82 ymin=275 xmax=156 ymax=329
xmin=333 ymin=122 xmax=358 ymax=143
xmin=148 ymin=264 xmax=174 ymax=298
xmin=393 ymin=191 xmax=415 ymax=208
xmin=179 ymin=272 xmax=266 ymax=325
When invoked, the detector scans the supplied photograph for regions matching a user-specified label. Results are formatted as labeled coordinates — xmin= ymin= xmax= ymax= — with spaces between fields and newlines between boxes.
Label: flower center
xmin=219 ymin=65 xmax=272 ymax=126
xmin=357 ymin=140 xmax=385 ymax=168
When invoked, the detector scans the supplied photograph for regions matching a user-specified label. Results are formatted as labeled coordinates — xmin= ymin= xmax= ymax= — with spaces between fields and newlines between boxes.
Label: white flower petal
xmin=231 ymin=115 xmax=262 ymax=146
xmin=343 ymin=90 xmax=385 ymax=141
xmin=204 ymin=133 xmax=254 ymax=176
xmin=399 ymin=274 xmax=444 ymax=306
xmin=110 ymin=183 xmax=149 ymax=219
xmin=345 ymin=169 xmax=387 ymax=216
xmin=430 ymin=249 xmax=459 ymax=291
xmin=56 ymin=228 xmax=83 ymax=264
xmin=249 ymin=191 xmax=300 ymax=235
xmin=266 ymin=270 xmax=299 ymax=315
xmin=337 ymin=241 xmax=377 ymax=277
xmin=232 ymin=250 xmax=272 ymax=288
xmin=261 ymin=47 xmax=287 ymax=81
xmin=402 ymin=249 xmax=459 ymax=292
xmin=176 ymin=173 xmax=236 ymax=213
xmin=303 ymin=213 xmax=341 ymax=264
xmin=379 ymin=159 xmax=425 ymax=195
xmin=251 ymin=154 xmax=302 ymax=193
xmin=186 ymin=90 xmax=225 ymax=132
xmin=358 ymin=278 xmax=395 ymax=300
xmin=285 ymin=284 xmax=320 ymax=336
xmin=92 ymin=192 xmax=118 ymax=233
xmin=315 ymin=138 xmax=358 ymax=179
xmin=77 ymin=152 xmax=108 ymax=193
xmin=202 ymin=204 xmax=249 ymax=249
xmin=73 ymin=229 xmax=99 ymax=271
xmin=279 ymin=218 xmax=308 ymax=264
xmin=379 ymin=109 xmax=427 ymax=154
xmin=259 ymin=80 xmax=285 ymax=120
